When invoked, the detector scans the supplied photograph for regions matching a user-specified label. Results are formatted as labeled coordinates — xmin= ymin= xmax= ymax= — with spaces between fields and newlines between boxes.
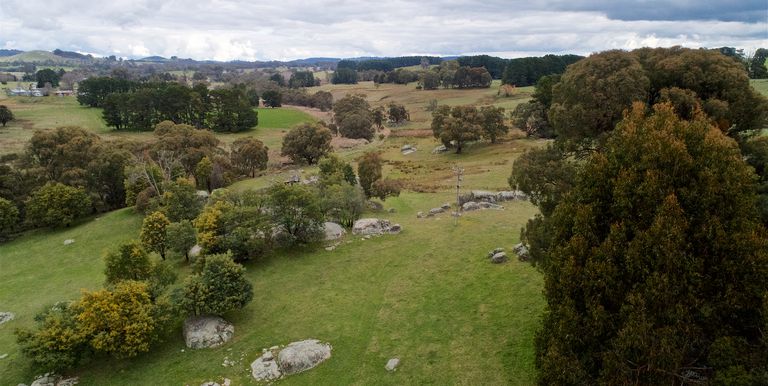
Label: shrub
xmin=25 ymin=182 xmax=92 ymax=228
xmin=178 ymin=253 xmax=253 ymax=316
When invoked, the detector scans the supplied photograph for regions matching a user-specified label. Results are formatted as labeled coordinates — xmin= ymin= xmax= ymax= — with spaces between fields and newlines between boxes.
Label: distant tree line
xmin=337 ymin=56 xmax=441 ymax=72
xmin=78 ymin=78 xmax=257 ymax=132
xmin=501 ymin=54 xmax=583 ymax=86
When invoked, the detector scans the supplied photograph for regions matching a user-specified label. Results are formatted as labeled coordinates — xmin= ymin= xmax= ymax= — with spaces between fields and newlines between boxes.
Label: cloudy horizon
xmin=0 ymin=0 xmax=765 ymax=61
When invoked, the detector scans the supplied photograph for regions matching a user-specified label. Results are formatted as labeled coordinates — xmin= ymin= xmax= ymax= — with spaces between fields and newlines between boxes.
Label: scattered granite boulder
xmin=471 ymin=190 xmax=497 ymax=202
xmin=352 ymin=218 xmax=400 ymax=235
xmin=487 ymin=247 xmax=504 ymax=257
xmin=491 ymin=252 xmax=508 ymax=264
xmin=0 ymin=311 xmax=15 ymax=325
xmin=278 ymin=339 xmax=332 ymax=376
xmin=416 ymin=211 xmax=424 ymax=218
xmin=462 ymin=201 xmax=481 ymax=211
xmin=0 ymin=353 xmax=7 ymax=359
xmin=57 ymin=377 xmax=78 ymax=386
xmin=385 ymin=358 xmax=400 ymax=372
xmin=29 ymin=374 xmax=60 ymax=386
xmin=401 ymin=144 xmax=417 ymax=155
xmin=183 ymin=316 xmax=234 ymax=349
xmin=513 ymin=243 xmax=530 ymax=261
xmin=63 ymin=239 xmax=75 ymax=246
xmin=479 ymin=202 xmax=504 ymax=210
xmin=200 ymin=382 xmax=220 ymax=386
xmin=389 ymin=224 xmax=402 ymax=234
xmin=251 ymin=351 xmax=282 ymax=381
xmin=432 ymin=145 xmax=448 ymax=154
xmin=441 ymin=203 xmax=451 ymax=210
xmin=427 ymin=207 xmax=444 ymax=216
xmin=323 ymin=222 xmax=346 ymax=241
xmin=196 ymin=190 xmax=210 ymax=199
xmin=189 ymin=244 xmax=202 ymax=258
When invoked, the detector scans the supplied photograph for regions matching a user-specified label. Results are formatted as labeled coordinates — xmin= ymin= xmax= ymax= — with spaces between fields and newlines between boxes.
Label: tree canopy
xmin=533 ymin=103 xmax=768 ymax=384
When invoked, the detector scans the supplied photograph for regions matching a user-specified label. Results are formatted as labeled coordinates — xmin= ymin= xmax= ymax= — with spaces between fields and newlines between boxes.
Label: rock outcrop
xmin=278 ymin=339 xmax=333 ymax=376
xmin=323 ymin=222 xmax=346 ymax=241
xmin=183 ymin=316 xmax=234 ymax=349
xmin=0 ymin=311 xmax=14 ymax=325
xmin=352 ymin=218 xmax=401 ymax=235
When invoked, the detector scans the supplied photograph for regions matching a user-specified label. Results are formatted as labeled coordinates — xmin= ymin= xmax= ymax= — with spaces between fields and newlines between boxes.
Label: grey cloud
xmin=0 ymin=1 xmax=765 ymax=60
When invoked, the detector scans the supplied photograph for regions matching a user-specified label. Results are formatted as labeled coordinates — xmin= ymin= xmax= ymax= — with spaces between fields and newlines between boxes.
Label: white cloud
xmin=0 ymin=1 xmax=764 ymax=60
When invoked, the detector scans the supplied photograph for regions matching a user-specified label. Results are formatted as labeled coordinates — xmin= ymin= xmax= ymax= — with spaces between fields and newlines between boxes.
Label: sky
xmin=0 ymin=0 xmax=765 ymax=61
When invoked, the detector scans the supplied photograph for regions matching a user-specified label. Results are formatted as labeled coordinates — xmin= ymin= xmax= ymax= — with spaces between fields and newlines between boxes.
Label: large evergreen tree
xmin=534 ymin=103 xmax=768 ymax=385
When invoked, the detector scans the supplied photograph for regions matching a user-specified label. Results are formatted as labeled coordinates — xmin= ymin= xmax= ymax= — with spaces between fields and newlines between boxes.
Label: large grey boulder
xmin=0 ymin=311 xmax=14 ymax=325
xmin=251 ymin=351 xmax=282 ymax=381
xmin=401 ymin=144 xmax=417 ymax=155
xmin=479 ymin=202 xmax=504 ymax=210
xmin=513 ymin=243 xmax=530 ymax=261
xmin=323 ymin=222 xmax=346 ymax=241
xmin=277 ymin=339 xmax=332 ymax=376
xmin=183 ymin=316 xmax=234 ymax=349
xmin=352 ymin=218 xmax=400 ymax=235
xmin=471 ymin=190 xmax=496 ymax=202
xmin=462 ymin=201 xmax=480 ymax=211
xmin=427 ymin=207 xmax=444 ymax=216
xmin=385 ymin=358 xmax=400 ymax=371
xmin=491 ymin=252 xmax=508 ymax=264
xmin=188 ymin=245 xmax=202 ymax=259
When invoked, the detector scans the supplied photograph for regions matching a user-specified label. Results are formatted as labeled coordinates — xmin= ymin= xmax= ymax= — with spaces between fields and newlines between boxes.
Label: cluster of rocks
xmin=487 ymin=248 xmax=508 ymax=264
xmin=462 ymin=190 xmax=528 ymax=204
xmin=18 ymin=374 xmax=78 ymax=386
xmin=461 ymin=201 xmax=504 ymax=212
xmin=401 ymin=144 xmax=417 ymax=155
xmin=513 ymin=243 xmax=530 ymax=262
xmin=417 ymin=203 xmax=453 ymax=218
xmin=251 ymin=339 xmax=332 ymax=381
xmin=0 ymin=311 xmax=14 ymax=325
xmin=486 ymin=244 xmax=530 ymax=264
xmin=183 ymin=316 xmax=235 ymax=349
xmin=285 ymin=175 xmax=320 ymax=185
xmin=352 ymin=218 xmax=402 ymax=236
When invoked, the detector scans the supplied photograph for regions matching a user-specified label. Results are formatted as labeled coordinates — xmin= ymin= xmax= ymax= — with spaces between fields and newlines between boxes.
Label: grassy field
xmin=751 ymin=79 xmax=768 ymax=97
xmin=0 ymin=160 xmax=544 ymax=386
xmin=0 ymin=78 xmax=549 ymax=384
xmin=0 ymin=94 xmax=316 ymax=156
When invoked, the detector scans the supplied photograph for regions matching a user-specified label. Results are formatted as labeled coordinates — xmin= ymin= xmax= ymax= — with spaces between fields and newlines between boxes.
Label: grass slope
xmin=0 ymin=192 xmax=543 ymax=385
xmin=0 ymin=209 xmax=144 ymax=382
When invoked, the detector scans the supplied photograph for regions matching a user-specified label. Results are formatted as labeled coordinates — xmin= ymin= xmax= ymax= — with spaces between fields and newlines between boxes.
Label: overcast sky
xmin=0 ymin=0 xmax=765 ymax=61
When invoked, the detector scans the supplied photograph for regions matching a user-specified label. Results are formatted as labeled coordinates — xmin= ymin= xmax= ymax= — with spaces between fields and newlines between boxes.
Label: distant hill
xmin=138 ymin=56 xmax=169 ymax=62
xmin=53 ymin=49 xmax=92 ymax=60
xmin=0 ymin=49 xmax=23 ymax=57
xmin=0 ymin=50 xmax=96 ymax=64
